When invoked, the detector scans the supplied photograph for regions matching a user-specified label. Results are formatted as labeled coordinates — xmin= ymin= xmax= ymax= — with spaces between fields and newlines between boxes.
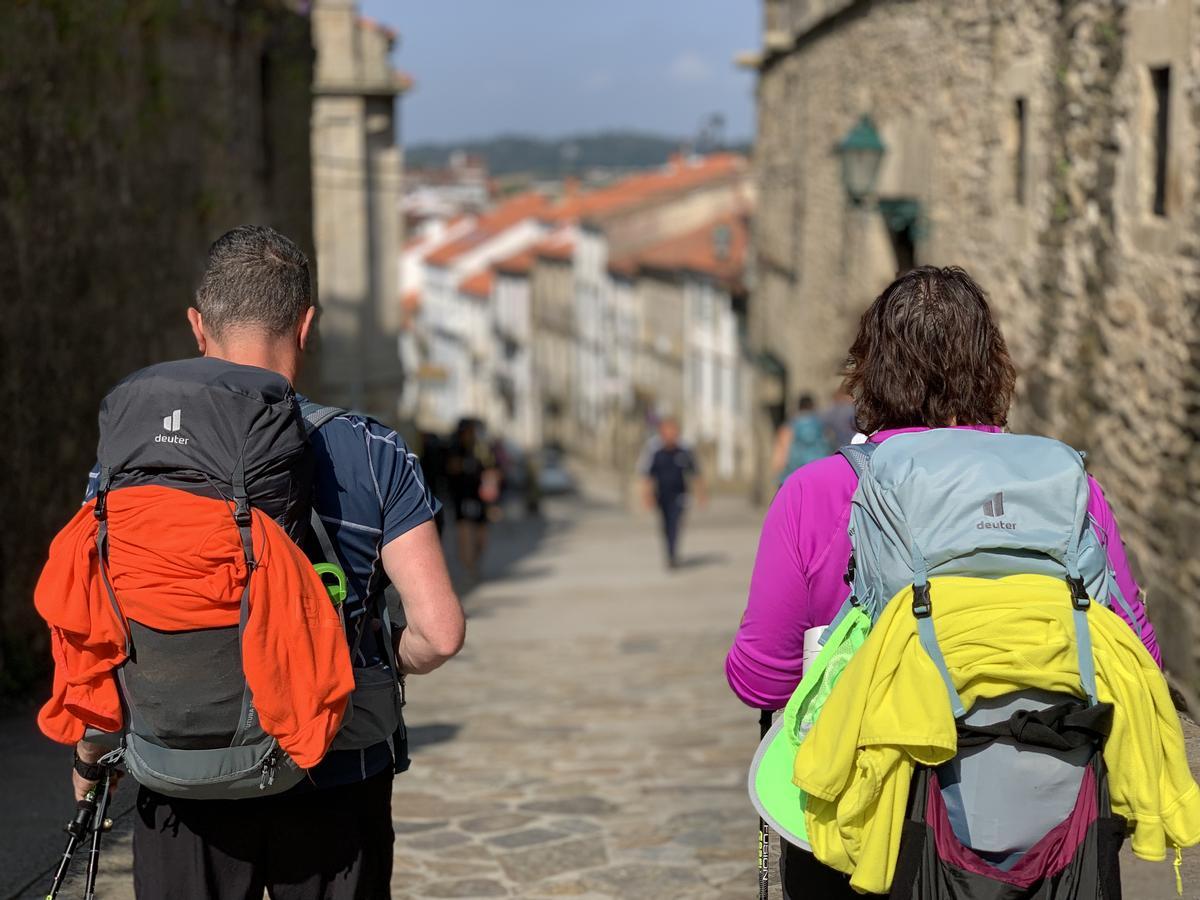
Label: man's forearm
xmin=396 ymin=626 xmax=459 ymax=675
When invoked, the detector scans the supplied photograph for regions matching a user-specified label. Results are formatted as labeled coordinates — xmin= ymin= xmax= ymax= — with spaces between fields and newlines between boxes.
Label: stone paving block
xmin=419 ymin=877 xmax=509 ymax=897
xmin=495 ymin=835 xmax=608 ymax=884
xmin=551 ymin=817 xmax=603 ymax=835
xmin=486 ymin=827 xmax=571 ymax=849
xmin=458 ymin=811 xmax=538 ymax=834
xmin=395 ymin=819 xmax=451 ymax=834
xmin=405 ymin=829 xmax=474 ymax=851
xmin=518 ymin=796 xmax=618 ymax=816
xmin=584 ymin=862 xmax=707 ymax=899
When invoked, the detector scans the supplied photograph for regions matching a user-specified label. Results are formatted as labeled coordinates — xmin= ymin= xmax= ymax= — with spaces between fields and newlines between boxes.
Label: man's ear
xmin=298 ymin=305 xmax=317 ymax=352
xmin=187 ymin=307 xmax=207 ymax=354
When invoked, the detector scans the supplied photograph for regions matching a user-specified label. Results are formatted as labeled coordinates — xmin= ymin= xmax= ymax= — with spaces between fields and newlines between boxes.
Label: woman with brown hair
xmin=726 ymin=266 xmax=1159 ymax=898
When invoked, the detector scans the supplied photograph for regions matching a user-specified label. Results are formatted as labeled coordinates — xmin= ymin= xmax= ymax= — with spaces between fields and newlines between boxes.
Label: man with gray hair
xmin=72 ymin=225 xmax=465 ymax=898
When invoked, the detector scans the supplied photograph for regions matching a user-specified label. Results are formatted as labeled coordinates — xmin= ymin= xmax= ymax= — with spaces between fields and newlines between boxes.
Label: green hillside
xmin=407 ymin=131 xmax=748 ymax=176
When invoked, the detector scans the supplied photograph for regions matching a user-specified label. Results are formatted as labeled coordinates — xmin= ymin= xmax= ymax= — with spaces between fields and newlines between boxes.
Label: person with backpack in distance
xmin=770 ymin=393 xmax=834 ymax=484
xmin=35 ymin=225 xmax=466 ymax=899
xmin=728 ymin=266 xmax=1199 ymax=899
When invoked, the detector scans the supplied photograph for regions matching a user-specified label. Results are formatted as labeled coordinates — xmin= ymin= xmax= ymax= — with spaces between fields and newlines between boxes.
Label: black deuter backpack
xmin=92 ymin=357 xmax=315 ymax=798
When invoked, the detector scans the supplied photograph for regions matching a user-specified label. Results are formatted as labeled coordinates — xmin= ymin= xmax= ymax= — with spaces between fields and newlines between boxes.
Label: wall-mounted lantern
xmin=836 ymin=115 xmax=886 ymax=205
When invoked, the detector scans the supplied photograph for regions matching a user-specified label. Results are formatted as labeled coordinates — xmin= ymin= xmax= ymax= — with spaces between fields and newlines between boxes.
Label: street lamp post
xmin=835 ymin=115 xmax=886 ymax=206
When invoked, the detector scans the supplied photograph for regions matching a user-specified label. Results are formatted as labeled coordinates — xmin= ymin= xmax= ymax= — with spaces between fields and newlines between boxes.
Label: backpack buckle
xmin=233 ymin=498 xmax=252 ymax=528
xmin=93 ymin=490 xmax=108 ymax=521
xmin=912 ymin=583 xmax=932 ymax=618
xmin=1067 ymin=575 xmax=1090 ymax=611
xmin=843 ymin=554 xmax=856 ymax=587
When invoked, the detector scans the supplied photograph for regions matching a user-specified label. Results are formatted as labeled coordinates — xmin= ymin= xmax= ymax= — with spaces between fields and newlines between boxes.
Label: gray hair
xmin=195 ymin=225 xmax=312 ymax=339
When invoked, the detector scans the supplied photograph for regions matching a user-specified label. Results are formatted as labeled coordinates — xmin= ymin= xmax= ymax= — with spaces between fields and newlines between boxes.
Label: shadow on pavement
xmin=407 ymin=722 xmax=462 ymax=753
xmin=443 ymin=498 xmax=577 ymax=603
xmin=0 ymin=712 xmax=136 ymax=900
xmin=674 ymin=551 xmax=729 ymax=570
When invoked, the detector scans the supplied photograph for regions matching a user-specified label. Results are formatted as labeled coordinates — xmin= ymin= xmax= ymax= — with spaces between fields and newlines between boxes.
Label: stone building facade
xmin=747 ymin=0 xmax=1200 ymax=694
xmin=0 ymin=0 xmax=314 ymax=698
xmin=311 ymin=0 xmax=407 ymax=421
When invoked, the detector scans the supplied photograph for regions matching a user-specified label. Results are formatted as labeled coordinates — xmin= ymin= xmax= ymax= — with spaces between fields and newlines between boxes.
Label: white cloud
xmin=668 ymin=51 xmax=712 ymax=85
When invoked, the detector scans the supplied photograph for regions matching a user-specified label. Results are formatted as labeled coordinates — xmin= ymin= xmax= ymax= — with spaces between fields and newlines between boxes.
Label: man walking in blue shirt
xmin=73 ymin=226 xmax=465 ymax=899
xmin=638 ymin=416 xmax=707 ymax=569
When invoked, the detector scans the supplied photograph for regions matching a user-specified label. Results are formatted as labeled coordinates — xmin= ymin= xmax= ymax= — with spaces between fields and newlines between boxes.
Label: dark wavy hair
xmin=842 ymin=266 xmax=1016 ymax=434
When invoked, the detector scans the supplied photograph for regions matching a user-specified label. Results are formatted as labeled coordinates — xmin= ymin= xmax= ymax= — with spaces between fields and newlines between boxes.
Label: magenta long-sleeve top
xmin=726 ymin=425 xmax=1161 ymax=710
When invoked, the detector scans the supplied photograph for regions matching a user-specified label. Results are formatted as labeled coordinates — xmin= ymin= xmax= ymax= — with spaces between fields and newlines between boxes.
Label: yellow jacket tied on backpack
xmin=792 ymin=574 xmax=1200 ymax=895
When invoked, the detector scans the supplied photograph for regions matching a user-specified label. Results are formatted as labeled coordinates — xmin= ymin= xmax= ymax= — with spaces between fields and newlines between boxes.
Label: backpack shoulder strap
xmin=299 ymin=400 xmax=350 ymax=437
xmin=837 ymin=442 xmax=877 ymax=480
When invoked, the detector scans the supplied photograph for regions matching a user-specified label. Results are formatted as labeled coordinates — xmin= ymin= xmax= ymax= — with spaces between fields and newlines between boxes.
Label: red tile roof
xmin=402 ymin=214 xmax=474 ymax=252
xmin=425 ymin=192 xmax=550 ymax=267
xmin=618 ymin=210 xmax=750 ymax=290
xmin=545 ymin=153 xmax=746 ymax=226
xmin=459 ymin=270 xmax=494 ymax=299
xmin=533 ymin=234 xmax=575 ymax=261
xmin=495 ymin=248 xmax=536 ymax=276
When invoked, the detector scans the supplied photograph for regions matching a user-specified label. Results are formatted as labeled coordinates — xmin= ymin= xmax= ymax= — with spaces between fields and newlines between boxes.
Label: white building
xmin=492 ymin=249 xmax=538 ymax=448
xmin=568 ymin=154 xmax=750 ymax=466
xmin=629 ymin=211 xmax=754 ymax=484
xmin=416 ymin=192 xmax=550 ymax=431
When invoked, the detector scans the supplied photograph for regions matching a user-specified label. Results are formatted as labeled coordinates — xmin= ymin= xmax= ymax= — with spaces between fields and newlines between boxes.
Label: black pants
xmin=781 ymin=840 xmax=884 ymax=899
xmin=657 ymin=493 xmax=685 ymax=563
xmin=133 ymin=770 xmax=394 ymax=899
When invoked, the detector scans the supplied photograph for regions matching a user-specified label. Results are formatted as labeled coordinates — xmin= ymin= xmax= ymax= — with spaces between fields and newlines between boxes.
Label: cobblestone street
xmin=388 ymin=481 xmax=766 ymax=900
xmin=17 ymin=477 xmax=1200 ymax=898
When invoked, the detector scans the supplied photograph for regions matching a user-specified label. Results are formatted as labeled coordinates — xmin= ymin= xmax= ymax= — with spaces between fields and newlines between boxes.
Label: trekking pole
xmin=45 ymin=791 xmax=97 ymax=900
xmin=83 ymin=749 xmax=122 ymax=900
xmin=82 ymin=758 xmax=116 ymax=900
xmin=758 ymin=708 xmax=773 ymax=900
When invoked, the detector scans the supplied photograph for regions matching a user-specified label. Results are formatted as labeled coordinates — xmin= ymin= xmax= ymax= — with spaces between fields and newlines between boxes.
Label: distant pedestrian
xmin=446 ymin=418 xmax=500 ymax=580
xmin=638 ymin=417 xmax=706 ymax=568
xmin=770 ymin=393 xmax=834 ymax=484
xmin=821 ymin=388 xmax=860 ymax=447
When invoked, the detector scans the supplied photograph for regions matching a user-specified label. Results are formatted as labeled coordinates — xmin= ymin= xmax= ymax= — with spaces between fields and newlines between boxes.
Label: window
xmin=1151 ymin=66 xmax=1170 ymax=216
xmin=1013 ymin=98 xmax=1027 ymax=206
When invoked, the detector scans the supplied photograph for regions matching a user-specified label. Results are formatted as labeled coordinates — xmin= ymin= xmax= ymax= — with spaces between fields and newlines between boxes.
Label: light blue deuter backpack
xmin=831 ymin=428 xmax=1140 ymax=870
xmin=836 ymin=429 xmax=1139 ymax=669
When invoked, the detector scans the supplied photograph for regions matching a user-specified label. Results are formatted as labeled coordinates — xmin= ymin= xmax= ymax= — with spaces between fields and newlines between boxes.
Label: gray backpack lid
xmin=840 ymin=430 xmax=1133 ymax=630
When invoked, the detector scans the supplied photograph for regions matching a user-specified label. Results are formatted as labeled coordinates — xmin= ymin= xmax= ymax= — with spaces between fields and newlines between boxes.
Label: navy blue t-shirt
xmin=293 ymin=403 xmax=439 ymax=788
xmin=86 ymin=402 xmax=439 ymax=789
xmin=638 ymin=438 xmax=698 ymax=500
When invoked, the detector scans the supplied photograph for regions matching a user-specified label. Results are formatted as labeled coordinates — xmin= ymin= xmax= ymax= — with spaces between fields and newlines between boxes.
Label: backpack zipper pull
xmin=259 ymin=752 xmax=277 ymax=791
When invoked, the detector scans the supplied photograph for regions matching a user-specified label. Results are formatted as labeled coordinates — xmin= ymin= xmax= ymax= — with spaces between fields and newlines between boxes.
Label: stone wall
xmin=311 ymin=0 xmax=406 ymax=421
xmin=0 ymin=0 xmax=314 ymax=701
xmin=750 ymin=0 xmax=1200 ymax=693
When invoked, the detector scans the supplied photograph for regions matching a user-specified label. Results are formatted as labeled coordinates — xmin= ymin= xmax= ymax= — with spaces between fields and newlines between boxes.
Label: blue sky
xmin=358 ymin=1 xmax=759 ymax=144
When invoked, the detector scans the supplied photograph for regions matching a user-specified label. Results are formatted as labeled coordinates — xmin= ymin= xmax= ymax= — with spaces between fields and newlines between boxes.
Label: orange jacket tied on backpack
xmin=35 ymin=485 xmax=354 ymax=770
